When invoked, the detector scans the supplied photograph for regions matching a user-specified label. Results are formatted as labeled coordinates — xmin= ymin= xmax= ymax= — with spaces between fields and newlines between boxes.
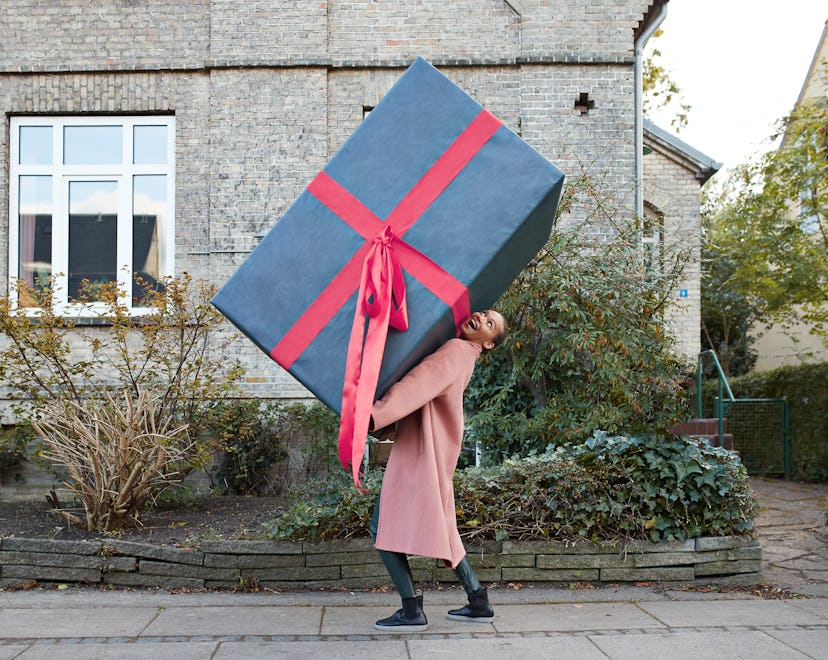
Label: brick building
xmin=643 ymin=119 xmax=720 ymax=358
xmin=1 ymin=0 xmax=713 ymax=405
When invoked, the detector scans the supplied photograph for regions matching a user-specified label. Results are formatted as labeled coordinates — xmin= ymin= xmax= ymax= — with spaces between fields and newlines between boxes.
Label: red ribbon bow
xmin=338 ymin=225 xmax=408 ymax=490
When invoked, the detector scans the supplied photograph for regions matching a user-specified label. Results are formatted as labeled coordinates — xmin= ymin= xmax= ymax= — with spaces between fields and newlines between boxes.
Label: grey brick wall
xmin=209 ymin=1 xmax=328 ymax=66
xmin=517 ymin=0 xmax=649 ymax=63
xmin=643 ymin=145 xmax=703 ymax=359
xmin=0 ymin=0 xmax=210 ymax=72
xmin=207 ymin=68 xmax=329 ymax=267
xmin=0 ymin=0 xmax=699 ymax=407
xmin=328 ymin=1 xmax=520 ymax=65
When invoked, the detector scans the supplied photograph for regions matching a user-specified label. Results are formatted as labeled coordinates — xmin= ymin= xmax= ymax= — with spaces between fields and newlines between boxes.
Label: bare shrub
xmin=0 ymin=274 xmax=245 ymax=489
xmin=33 ymin=389 xmax=191 ymax=531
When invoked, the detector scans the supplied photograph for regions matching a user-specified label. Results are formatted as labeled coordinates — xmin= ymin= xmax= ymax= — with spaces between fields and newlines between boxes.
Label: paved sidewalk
xmin=751 ymin=477 xmax=828 ymax=596
xmin=1 ymin=477 xmax=826 ymax=658
xmin=1 ymin=586 xmax=826 ymax=659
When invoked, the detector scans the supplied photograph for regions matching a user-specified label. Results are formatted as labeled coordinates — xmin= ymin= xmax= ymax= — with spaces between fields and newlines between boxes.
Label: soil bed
xmin=0 ymin=495 xmax=285 ymax=545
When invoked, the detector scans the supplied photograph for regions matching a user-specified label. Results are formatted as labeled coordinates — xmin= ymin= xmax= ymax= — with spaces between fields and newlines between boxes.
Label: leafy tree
xmin=702 ymin=92 xmax=827 ymax=348
xmin=700 ymin=188 xmax=760 ymax=378
xmin=465 ymin=170 xmax=694 ymax=461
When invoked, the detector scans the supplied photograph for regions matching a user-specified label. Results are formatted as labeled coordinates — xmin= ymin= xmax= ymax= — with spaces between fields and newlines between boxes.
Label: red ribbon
xmin=268 ymin=108 xmax=502 ymax=487
xmin=338 ymin=225 xmax=408 ymax=488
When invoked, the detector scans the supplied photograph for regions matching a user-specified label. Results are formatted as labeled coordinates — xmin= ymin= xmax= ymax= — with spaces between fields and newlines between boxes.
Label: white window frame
xmin=9 ymin=115 xmax=175 ymax=316
xmin=642 ymin=205 xmax=664 ymax=274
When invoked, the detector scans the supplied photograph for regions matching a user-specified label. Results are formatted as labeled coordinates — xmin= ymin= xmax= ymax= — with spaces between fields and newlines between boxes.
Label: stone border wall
xmin=0 ymin=536 xmax=761 ymax=590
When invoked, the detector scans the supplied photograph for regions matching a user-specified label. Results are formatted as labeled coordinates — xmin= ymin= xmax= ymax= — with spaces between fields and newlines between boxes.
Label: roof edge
xmin=644 ymin=118 xmax=722 ymax=183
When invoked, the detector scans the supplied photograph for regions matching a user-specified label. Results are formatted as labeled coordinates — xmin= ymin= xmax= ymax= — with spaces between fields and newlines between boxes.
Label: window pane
xmin=19 ymin=126 xmax=52 ymax=165
xmin=132 ymin=175 xmax=167 ymax=304
xmin=18 ymin=176 xmax=53 ymax=307
xmin=133 ymin=125 xmax=167 ymax=164
xmin=68 ymin=181 xmax=118 ymax=301
xmin=64 ymin=125 xmax=122 ymax=165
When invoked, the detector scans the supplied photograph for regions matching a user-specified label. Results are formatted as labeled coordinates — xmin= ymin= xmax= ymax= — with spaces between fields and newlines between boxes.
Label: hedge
xmin=724 ymin=362 xmax=828 ymax=481
xmin=266 ymin=432 xmax=757 ymax=544
xmin=730 ymin=362 xmax=828 ymax=481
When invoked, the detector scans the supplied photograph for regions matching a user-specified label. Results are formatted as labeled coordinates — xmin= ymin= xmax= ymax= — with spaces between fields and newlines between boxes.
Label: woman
xmin=368 ymin=309 xmax=508 ymax=631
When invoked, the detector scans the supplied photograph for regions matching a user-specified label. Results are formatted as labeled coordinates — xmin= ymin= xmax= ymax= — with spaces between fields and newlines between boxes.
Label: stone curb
xmin=0 ymin=535 xmax=762 ymax=589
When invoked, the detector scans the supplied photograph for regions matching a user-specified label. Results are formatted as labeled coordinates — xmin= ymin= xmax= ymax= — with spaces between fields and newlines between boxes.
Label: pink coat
xmin=370 ymin=338 xmax=482 ymax=568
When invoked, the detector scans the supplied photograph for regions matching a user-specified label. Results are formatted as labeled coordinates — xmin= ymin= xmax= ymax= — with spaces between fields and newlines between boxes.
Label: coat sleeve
xmin=371 ymin=340 xmax=465 ymax=430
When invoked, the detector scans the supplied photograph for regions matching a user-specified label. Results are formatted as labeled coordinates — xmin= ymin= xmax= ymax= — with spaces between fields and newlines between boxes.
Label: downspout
xmin=634 ymin=1 xmax=668 ymax=220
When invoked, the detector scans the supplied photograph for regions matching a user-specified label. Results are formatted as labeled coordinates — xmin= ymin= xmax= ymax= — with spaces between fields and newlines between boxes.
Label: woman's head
xmin=459 ymin=309 xmax=508 ymax=350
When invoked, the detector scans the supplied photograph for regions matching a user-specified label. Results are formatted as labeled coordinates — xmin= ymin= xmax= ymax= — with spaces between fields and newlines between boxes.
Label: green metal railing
xmin=697 ymin=350 xmax=791 ymax=479
xmin=696 ymin=350 xmax=735 ymax=445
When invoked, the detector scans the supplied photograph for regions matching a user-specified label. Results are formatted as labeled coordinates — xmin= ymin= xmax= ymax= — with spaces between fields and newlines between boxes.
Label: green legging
xmin=370 ymin=493 xmax=481 ymax=598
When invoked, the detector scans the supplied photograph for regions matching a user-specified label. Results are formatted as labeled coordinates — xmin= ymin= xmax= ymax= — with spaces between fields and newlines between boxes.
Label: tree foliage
xmin=464 ymin=170 xmax=694 ymax=461
xmin=700 ymin=190 xmax=760 ymax=378
xmin=643 ymin=29 xmax=691 ymax=131
xmin=702 ymin=91 xmax=828 ymax=349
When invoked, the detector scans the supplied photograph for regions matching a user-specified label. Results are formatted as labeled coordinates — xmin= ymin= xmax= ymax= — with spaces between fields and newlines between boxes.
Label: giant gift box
xmin=213 ymin=57 xmax=564 ymax=480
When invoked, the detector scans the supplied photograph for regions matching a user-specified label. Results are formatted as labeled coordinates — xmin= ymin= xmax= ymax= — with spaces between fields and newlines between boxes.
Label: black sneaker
xmin=374 ymin=595 xmax=428 ymax=632
xmin=447 ymin=587 xmax=494 ymax=623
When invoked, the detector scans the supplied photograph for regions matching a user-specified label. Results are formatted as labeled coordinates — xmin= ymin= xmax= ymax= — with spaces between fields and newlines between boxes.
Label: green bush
xmin=208 ymin=400 xmax=286 ymax=495
xmin=266 ymin=469 xmax=382 ymax=542
xmin=703 ymin=362 xmax=827 ymax=482
xmin=466 ymin=210 xmax=694 ymax=461
xmin=0 ymin=422 xmax=33 ymax=481
xmin=457 ymin=432 xmax=756 ymax=543
xmin=275 ymin=401 xmax=340 ymax=485
xmin=209 ymin=400 xmax=340 ymax=495
xmin=266 ymin=432 xmax=756 ymax=544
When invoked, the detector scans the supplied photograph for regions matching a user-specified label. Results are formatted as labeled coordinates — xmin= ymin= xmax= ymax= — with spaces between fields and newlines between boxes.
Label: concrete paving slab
xmin=142 ymin=605 xmax=321 ymax=637
xmin=775 ymin=556 xmax=828 ymax=571
xmin=0 ymin=607 xmax=157 ymax=638
xmin=763 ymin=546 xmax=814 ymax=563
xmin=638 ymin=599 xmax=825 ymax=627
xmin=15 ymin=642 xmax=218 ymax=660
xmin=0 ymin=585 xmax=665 ymax=608
xmin=488 ymin=584 xmax=667 ymax=606
xmin=656 ymin=589 xmax=761 ymax=601
xmin=320 ymin=605 xmax=489 ymax=635
xmin=797 ymin=583 xmax=828 ymax=597
xmin=0 ymin=647 xmax=30 ymax=659
xmin=488 ymin=585 xmax=670 ymax=604
xmin=491 ymin=602 xmax=663 ymax=632
xmin=0 ymin=588 xmax=399 ymax=610
xmin=764 ymin=629 xmax=828 ymax=659
xmin=590 ymin=630 xmax=810 ymax=660
xmin=409 ymin=637 xmax=606 ymax=659
xmin=784 ymin=597 xmax=828 ymax=620
xmin=215 ymin=640 xmax=408 ymax=659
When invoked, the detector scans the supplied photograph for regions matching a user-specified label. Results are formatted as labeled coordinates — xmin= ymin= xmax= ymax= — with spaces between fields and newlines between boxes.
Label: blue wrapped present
xmin=212 ymin=57 xmax=564 ymax=414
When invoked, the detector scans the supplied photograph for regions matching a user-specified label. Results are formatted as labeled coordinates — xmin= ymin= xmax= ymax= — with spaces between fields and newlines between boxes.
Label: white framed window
xmin=9 ymin=116 xmax=175 ymax=314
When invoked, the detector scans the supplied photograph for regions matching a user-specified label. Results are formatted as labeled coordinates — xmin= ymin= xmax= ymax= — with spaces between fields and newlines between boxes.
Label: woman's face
xmin=459 ymin=309 xmax=506 ymax=350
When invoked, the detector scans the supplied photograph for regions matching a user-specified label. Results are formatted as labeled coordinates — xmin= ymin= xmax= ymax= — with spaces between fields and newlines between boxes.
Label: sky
xmin=644 ymin=1 xmax=827 ymax=182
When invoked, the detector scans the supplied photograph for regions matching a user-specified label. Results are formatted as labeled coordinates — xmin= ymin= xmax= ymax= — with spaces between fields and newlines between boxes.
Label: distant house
xmin=643 ymin=119 xmax=721 ymax=359
xmin=1 ymin=0 xmax=713 ymax=413
xmin=751 ymin=20 xmax=828 ymax=371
